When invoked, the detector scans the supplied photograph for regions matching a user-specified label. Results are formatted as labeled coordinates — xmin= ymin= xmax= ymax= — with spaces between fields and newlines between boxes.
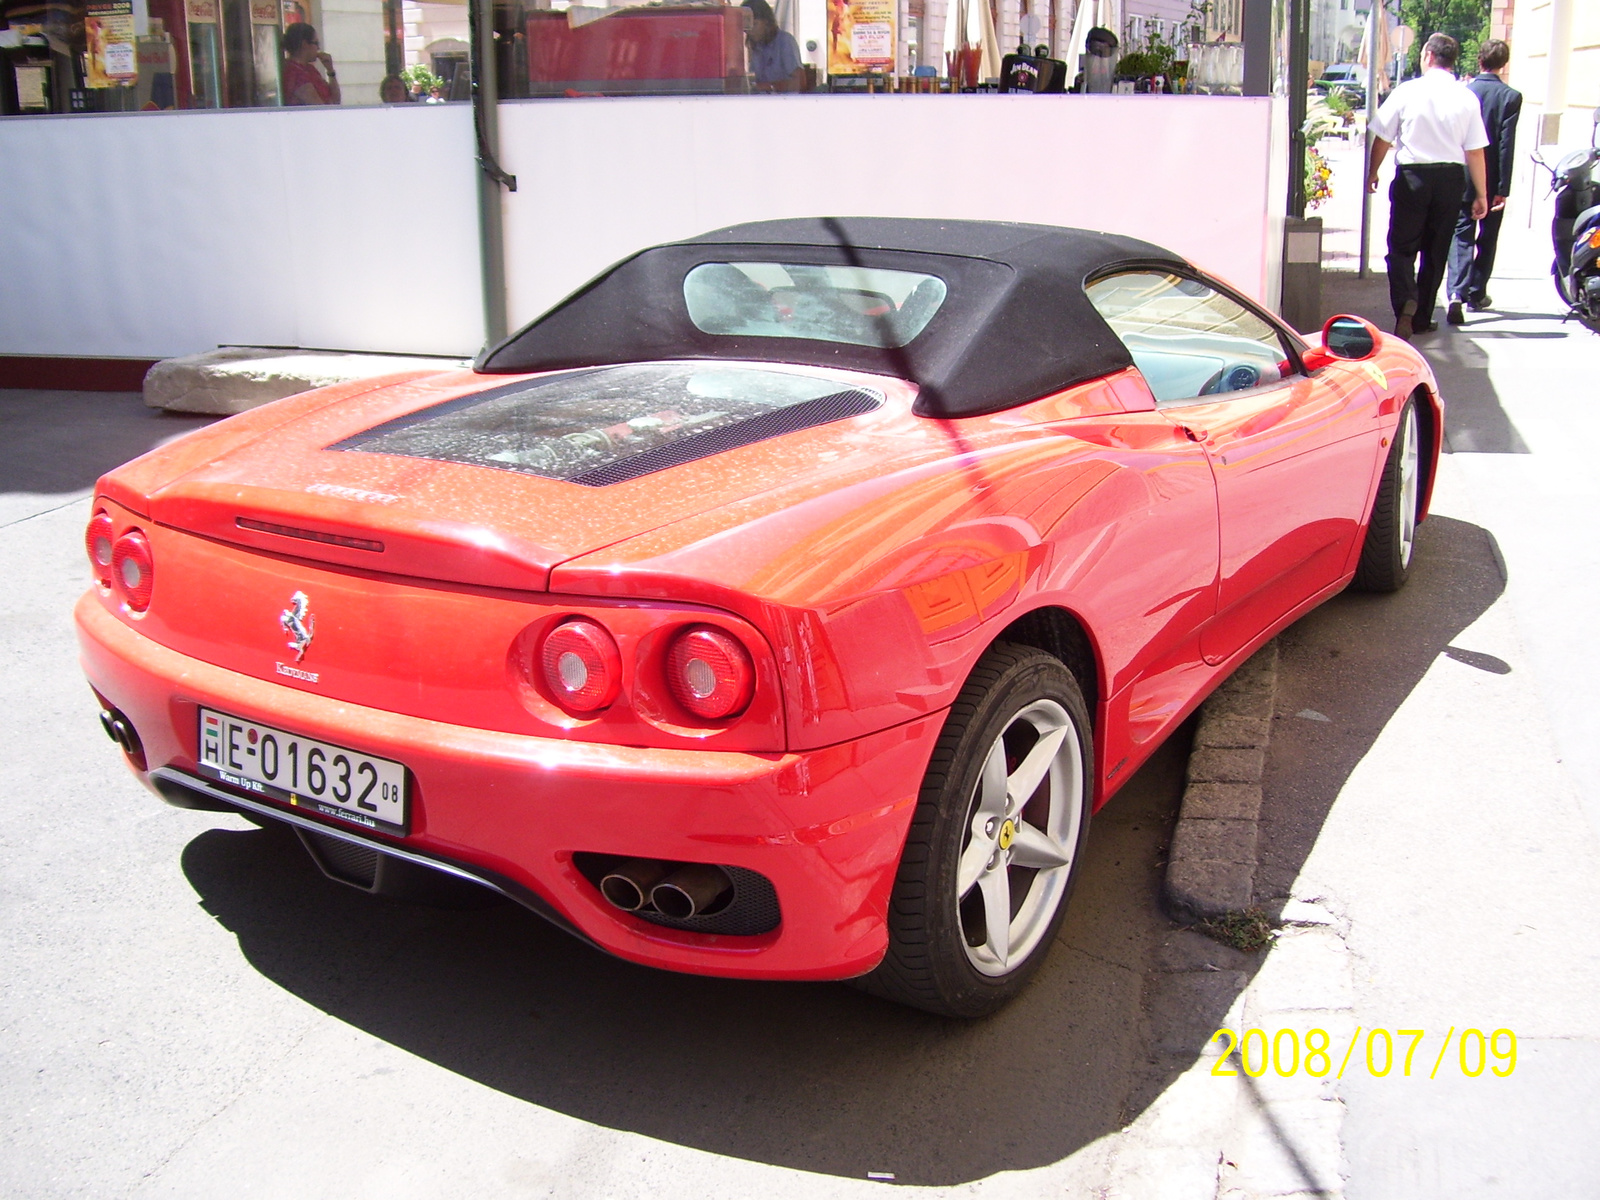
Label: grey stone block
xmin=1195 ymin=710 xmax=1272 ymax=749
xmin=1182 ymin=781 xmax=1264 ymax=821
xmin=1167 ymin=854 xmax=1255 ymax=917
xmin=1204 ymin=643 xmax=1281 ymax=719
xmin=144 ymin=347 xmax=468 ymax=414
xmin=1188 ymin=746 xmax=1266 ymax=784
xmin=1171 ymin=818 xmax=1258 ymax=864
xmin=1205 ymin=682 xmax=1277 ymax=719
xmin=1236 ymin=639 xmax=1281 ymax=679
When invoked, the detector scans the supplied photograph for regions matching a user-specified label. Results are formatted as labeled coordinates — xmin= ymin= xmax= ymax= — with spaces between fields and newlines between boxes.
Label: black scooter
xmin=1532 ymin=108 xmax=1600 ymax=333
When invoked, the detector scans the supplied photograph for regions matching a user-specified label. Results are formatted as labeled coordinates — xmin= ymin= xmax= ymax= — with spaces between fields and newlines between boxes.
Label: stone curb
xmin=144 ymin=347 xmax=469 ymax=415
xmin=1164 ymin=640 xmax=1279 ymax=922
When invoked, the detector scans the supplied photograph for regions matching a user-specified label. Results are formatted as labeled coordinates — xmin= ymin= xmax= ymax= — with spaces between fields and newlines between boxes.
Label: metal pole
xmin=470 ymin=0 xmax=516 ymax=349
xmin=1358 ymin=0 xmax=1381 ymax=278
xmin=1242 ymin=0 xmax=1271 ymax=97
xmin=1288 ymin=0 xmax=1309 ymax=218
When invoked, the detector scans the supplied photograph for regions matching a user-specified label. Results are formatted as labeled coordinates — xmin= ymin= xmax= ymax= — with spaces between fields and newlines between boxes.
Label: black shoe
xmin=1466 ymin=294 xmax=1493 ymax=312
xmin=1394 ymin=300 xmax=1417 ymax=340
xmin=1412 ymin=321 xmax=1438 ymax=334
xmin=1447 ymin=299 xmax=1465 ymax=325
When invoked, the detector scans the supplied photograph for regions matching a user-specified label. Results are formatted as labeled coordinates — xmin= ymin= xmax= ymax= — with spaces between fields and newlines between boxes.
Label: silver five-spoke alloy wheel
xmin=1396 ymin=402 xmax=1419 ymax=570
xmin=859 ymin=643 xmax=1093 ymax=1017
xmin=957 ymin=698 xmax=1083 ymax=976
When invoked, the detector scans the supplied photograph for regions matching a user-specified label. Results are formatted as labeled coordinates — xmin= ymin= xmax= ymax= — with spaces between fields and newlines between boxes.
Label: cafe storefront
xmin=0 ymin=0 xmax=1301 ymax=366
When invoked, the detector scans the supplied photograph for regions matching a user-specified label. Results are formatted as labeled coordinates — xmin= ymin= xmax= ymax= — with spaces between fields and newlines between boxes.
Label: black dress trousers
xmin=1448 ymin=205 xmax=1505 ymax=304
xmin=1387 ymin=163 xmax=1468 ymax=321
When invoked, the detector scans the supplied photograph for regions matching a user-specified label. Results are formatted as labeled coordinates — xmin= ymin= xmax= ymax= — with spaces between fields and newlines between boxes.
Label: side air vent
xmin=567 ymin=388 xmax=882 ymax=486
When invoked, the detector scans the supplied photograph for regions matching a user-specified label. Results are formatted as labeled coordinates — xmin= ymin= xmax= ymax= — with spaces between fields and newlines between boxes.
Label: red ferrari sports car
xmin=78 ymin=219 xmax=1439 ymax=1016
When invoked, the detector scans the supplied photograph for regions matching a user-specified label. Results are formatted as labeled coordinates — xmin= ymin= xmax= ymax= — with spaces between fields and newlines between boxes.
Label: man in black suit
xmin=1447 ymin=39 xmax=1523 ymax=322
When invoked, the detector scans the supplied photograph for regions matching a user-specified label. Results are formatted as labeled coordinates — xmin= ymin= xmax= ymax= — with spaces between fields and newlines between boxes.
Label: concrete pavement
xmin=1230 ymin=135 xmax=1600 ymax=1198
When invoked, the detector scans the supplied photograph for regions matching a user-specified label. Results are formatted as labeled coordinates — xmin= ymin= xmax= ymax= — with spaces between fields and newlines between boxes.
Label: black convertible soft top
xmin=475 ymin=218 xmax=1188 ymax=418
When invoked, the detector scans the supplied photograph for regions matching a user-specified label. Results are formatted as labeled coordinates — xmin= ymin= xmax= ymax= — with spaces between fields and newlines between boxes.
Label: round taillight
xmin=667 ymin=626 xmax=755 ymax=720
xmin=539 ymin=618 xmax=622 ymax=713
xmin=110 ymin=529 xmax=154 ymax=612
xmin=86 ymin=512 xmax=116 ymax=587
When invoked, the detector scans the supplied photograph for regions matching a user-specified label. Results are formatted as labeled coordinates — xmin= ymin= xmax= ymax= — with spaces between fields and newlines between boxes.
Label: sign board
xmin=827 ymin=0 xmax=895 ymax=75
xmin=85 ymin=0 xmax=137 ymax=87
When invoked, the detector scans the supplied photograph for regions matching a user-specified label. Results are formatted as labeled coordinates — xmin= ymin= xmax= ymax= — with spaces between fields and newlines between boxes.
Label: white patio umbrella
xmin=1063 ymin=0 xmax=1095 ymax=77
xmin=1358 ymin=3 xmax=1392 ymax=95
xmin=976 ymin=0 xmax=1001 ymax=79
xmin=922 ymin=0 xmax=949 ymax=69
xmin=773 ymin=0 xmax=800 ymax=45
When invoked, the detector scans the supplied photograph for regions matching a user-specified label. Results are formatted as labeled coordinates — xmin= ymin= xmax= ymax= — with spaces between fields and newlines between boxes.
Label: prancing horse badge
xmin=279 ymin=591 xmax=315 ymax=661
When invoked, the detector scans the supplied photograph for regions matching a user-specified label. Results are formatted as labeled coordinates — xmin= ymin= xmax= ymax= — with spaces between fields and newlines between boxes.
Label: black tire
xmin=1352 ymin=397 xmax=1422 ymax=593
xmin=855 ymin=643 xmax=1093 ymax=1018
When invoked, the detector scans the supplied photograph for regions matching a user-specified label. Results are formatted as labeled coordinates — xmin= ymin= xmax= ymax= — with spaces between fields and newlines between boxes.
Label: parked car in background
xmin=77 ymin=218 xmax=1442 ymax=1017
xmin=1315 ymin=63 xmax=1366 ymax=106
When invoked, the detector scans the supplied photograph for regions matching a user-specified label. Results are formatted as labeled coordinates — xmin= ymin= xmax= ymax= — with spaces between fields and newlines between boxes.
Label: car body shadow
xmin=174 ymin=513 xmax=1501 ymax=1184
xmin=181 ymin=729 xmax=1199 ymax=1186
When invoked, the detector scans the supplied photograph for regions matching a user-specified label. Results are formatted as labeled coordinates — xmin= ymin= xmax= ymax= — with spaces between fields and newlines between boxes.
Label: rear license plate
xmin=197 ymin=708 xmax=408 ymax=836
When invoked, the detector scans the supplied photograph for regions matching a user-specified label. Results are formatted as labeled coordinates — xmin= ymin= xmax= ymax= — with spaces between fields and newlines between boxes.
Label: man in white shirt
xmin=1367 ymin=33 xmax=1490 ymax=339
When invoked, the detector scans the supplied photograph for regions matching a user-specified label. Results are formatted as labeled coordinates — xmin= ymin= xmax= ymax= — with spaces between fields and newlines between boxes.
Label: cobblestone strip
xmin=1165 ymin=640 xmax=1279 ymax=921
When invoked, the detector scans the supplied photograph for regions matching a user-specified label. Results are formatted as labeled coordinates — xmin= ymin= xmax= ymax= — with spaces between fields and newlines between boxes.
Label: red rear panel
xmin=87 ymin=497 xmax=785 ymax=753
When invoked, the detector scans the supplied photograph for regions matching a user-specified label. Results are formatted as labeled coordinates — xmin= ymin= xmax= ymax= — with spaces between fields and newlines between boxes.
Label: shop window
xmin=2 ymin=0 xmax=408 ymax=112
xmin=1 ymin=0 xmax=1288 ymax=114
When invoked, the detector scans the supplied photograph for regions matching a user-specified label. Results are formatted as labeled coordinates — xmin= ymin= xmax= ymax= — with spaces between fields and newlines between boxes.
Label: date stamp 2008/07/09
xmin=1210 ymin=1027 xmax=1517 ymax=1079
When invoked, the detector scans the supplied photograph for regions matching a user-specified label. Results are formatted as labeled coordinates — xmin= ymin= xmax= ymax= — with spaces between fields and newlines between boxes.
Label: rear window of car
xmin=683 ymin=262 xmax=948 ymax=348
xmin=332 ymin=362 xmax=882 ymax=486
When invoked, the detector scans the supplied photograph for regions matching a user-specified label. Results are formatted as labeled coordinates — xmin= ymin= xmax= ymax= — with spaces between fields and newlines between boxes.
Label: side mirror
xmin=1322 ymin=314 xmax=1379 ymax=360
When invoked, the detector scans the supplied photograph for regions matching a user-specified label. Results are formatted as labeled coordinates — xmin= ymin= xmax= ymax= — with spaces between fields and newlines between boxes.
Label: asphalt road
xmin=0 ymin=390 xmax=1201 ymax=1197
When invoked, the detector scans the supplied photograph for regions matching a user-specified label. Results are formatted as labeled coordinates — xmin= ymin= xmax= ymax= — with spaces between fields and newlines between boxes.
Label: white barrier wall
xmin=497 ymin=94 xmax=1290 ymax=331
xmin=0 ymin=94 xmax=1287 ymax=361
xmin=0 ymin=103 xmax=483 ymax=360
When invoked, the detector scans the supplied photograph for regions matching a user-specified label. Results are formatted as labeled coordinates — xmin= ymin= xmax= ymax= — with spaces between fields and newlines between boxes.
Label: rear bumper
xmin=77 ymin=595 xmax=936 ymax=981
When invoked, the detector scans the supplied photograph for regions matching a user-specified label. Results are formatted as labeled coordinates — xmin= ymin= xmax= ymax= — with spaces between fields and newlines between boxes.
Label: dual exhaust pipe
xmin=99 ymin=708 xmax=143 ymax=759
xmin=600 ymin=858 xmax=733 ymax=920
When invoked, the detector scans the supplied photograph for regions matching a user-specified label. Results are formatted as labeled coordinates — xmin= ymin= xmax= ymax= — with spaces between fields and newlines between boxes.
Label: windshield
xmin=333 ymin=363 xmax=882 ymax=486
xmin=683 ymin=262 xmax=948 ymax=348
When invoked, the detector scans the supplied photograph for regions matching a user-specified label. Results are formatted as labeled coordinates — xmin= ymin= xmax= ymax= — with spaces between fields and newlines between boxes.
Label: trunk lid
xmin=143 ymin=364 xmax=910 ymax=590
